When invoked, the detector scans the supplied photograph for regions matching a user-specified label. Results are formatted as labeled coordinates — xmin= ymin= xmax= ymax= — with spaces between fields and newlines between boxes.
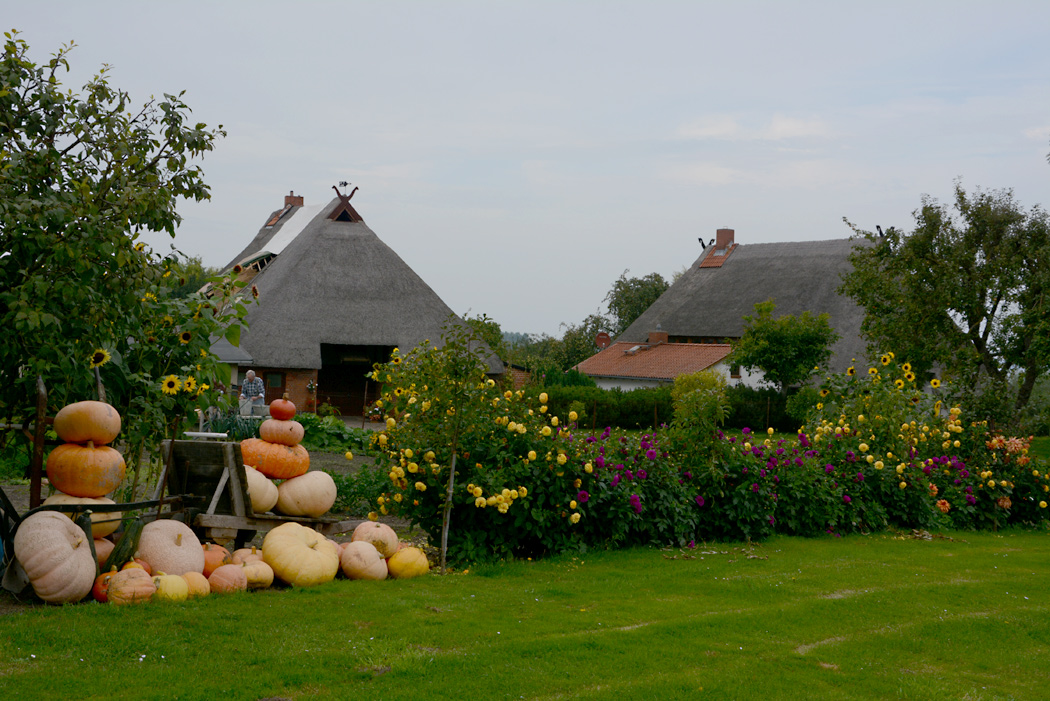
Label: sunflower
xmin=197 ymin=383 xmax=210 ymax=396
xmin=89 ymin=348 xmax=111 ymax=369
xmin=179 ymin=331 xmax=192 ymax=344
xmin=846 ymin=366 xmax=856 ymax=376
xmin=251 ymin=285 xmax=260 ymax=299
xmin=161 ymin=375 xmax=181 ymax=395
xmin=391 ymin=356 xmax=402 ymax=365
xmin=894 ymin=379 xmax=905 ymax=389
xmin=820 ymin=389 xmax=830 ymax=397
xmin=183 ymin=376 xmax=197 ymax=393
xmin=931 ymin=378 xmax=942 ymax=388
xmin=880 ymin=354 xmax=891 ymax=365
xmin=901 ymin=362 xmax=912 ymax=373
xmin=868 ymin=367 xmax=878 ymax=376
xmin=233 ymin=264 xmax=244 ymax=274
xmin=161 ymin=315 xmax=174 ymax=326
xmin=904 ymin=371 xmax=916 ymax=382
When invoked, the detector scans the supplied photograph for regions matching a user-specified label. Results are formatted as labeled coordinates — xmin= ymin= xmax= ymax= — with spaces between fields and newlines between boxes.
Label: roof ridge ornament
xmin=329 ymin=182 xmax=364 ymax=222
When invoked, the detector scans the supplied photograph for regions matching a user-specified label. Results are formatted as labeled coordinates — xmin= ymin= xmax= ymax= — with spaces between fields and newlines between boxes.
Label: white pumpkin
xmin=340 ymin=541 xmax=388 ymax=581
xmin=41 ymin=494 xmax=122 ymax=539
xmin=275 ymin=471 xmax=337 ymax=518
xmin=136 ymin=519 xmax=205 ymax=575
xmin=351 ymin=521 xmax=399 ymax=558
xmin=244 ymin=464 xmax=279 ymax=513
xmin=13 ymin=511 xmax=97 ymax=603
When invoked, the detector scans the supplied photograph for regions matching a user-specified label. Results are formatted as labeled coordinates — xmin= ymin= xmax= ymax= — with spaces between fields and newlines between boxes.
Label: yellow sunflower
xmin=880 ymin=354 xmax=891 ymax=365
xmin=846 ymin=366 xmax=856 ymax=376
xmin=894 ymin=379 xmax=905 ymax=389
xmin=161 ymin=375 xmax=181 ymax=395
xmin=820 ymin=389 xmax=830 ymax=397
xmin=868 ymin=367 xmax=878 ymax=376
xmin=931 ymin=378 xmax=941 ymax=388
xmin=197 ymin=383 xmax=210 ymax=396
xmin=902 ymin=362 xmax=912 ymax=373
xmin=183 ymin=376 xmax=197 ymax=393
xmin=179 ymin=331 xmax=192 ymax=344
xmin=905 ymin=371 xmax=916 ymax=382
xmin=88 ymin=348 xmax=111 ymax=368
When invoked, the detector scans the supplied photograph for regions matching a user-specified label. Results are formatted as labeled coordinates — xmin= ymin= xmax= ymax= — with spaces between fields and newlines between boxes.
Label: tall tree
xmin=840 ymin=182 xmax=1050 ymax=415
xmin=0 ymin=31 xmax=225 ymax=415
xmin=605 ymin=270 xmax=669 ymax=336
xmin=732 ymin=300 xmax=839 ymax=393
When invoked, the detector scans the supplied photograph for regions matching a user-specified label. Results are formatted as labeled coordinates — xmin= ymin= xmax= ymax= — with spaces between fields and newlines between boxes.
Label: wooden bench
xmin=159 ymin=440 xmax=357 ymax=548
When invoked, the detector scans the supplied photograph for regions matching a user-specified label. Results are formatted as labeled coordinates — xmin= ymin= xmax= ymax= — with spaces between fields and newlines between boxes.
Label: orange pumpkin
xmin=258 ymin=418 xmax=305 ymax=446
xmin=181 ymin=571 xmax=211 ymax=598
xmin=93 ymin=538 xmax=115 ymax=569
xmin=54 ymin=400 xmax=121 ymax=445
xmin=268 ymin=394 xmax=296 ymax=421
xmin=201 ymin=543 xmax=232 ymax=577
xmin=45 ymin=442 xmax=126 ymax=498
xmin=209 ymin=563 xmax=248 ymax=593
xmin=107 ymin=568 xmax=156 ymax=605
xmin=240 ymin=439 xmax=309 ymax=479
xmin=92 ymin=567 xmax=119 ymax=603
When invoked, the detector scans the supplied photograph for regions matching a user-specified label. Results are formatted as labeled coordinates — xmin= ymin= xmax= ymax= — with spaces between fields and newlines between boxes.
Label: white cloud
xmin=676 ymin=114 xmax=832 ymax=142
xmin=1023 ymin=125 xmax=1050 ymax=141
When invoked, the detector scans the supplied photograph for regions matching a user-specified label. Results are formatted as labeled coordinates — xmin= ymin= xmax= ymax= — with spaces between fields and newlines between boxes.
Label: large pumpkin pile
xmin=240 ymin=395 xmax=337 ymax=518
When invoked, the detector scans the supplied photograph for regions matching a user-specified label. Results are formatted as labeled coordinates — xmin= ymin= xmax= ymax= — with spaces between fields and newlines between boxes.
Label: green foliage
xmin=732 ymin=299 xmax=839 ymax=393
xmin=604 ymin=270 xmax=669 ymax=336
xmin=463 ymin=312 xmax=508 ymax=362
xmin=0 ymin=31 xmax=227 ymax=419
xmin=541 ymin=368 xmax=596 ymax=388
xmin=296 ymin=413 xmax=373 ymax=453
xmin=539 ymin=385 xmax=673 ymax=430
xmin=723 ymin=385 xmax=792 ymax=432
xmin=204 ymin=410 xmax=261 ymax=441
xmin=167 ymin=255 xmax=221 ymax=298
xmin=841 ymin=182 xmax=1050 ymax=420
xmin=328 ymin=463 xmax=389 ymax=516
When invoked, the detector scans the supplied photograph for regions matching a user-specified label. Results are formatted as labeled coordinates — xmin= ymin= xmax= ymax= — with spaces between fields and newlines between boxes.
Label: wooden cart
xmin=160 ymin=439 xmax=358 ymax=548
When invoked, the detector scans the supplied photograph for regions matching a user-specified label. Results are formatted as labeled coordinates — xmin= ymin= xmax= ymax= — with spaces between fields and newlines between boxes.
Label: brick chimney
xmin=716 ymin=228 xmax=734 ymax=250
xmin=284 ymin=190 xmax=304 ymax=207
xmin=648 ymin=325 xmax=669 ymax=345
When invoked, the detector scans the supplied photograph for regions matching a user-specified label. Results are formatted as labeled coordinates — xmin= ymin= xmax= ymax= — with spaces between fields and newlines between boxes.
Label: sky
xmin=9 ymin=1 xmax=1050 ymax=336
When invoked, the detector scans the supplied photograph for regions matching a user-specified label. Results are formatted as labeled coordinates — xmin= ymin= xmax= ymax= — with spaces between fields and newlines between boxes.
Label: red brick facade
xmin=238 ymin=366 xmax=319 ymax=413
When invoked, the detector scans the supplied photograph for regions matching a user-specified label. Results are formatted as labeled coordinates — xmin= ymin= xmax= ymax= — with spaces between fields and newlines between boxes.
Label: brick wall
xmin=237 ymin=366 xmax=318 ymax=413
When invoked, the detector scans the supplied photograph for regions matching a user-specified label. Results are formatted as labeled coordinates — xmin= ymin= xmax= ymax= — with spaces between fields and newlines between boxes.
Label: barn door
xmin=263 ymin=371 xmax=286 ymax=404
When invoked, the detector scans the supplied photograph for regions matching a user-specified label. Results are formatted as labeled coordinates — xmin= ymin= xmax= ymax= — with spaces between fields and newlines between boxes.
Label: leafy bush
xmin=296 ymin=413 xmax=373 ymax=454
xmin=204 ymin=410 xmax=260 ymax=441
xmin=724 ymin=385 xmax=793 ymax=432
xmin=539 ymin=385 xmax=673 ymax=430
xmin=328 ymin=463 xmax=388 ymax=516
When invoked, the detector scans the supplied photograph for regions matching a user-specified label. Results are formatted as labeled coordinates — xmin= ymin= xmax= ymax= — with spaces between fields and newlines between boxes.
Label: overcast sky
xmin=10 ymin=1 xmax=1050 ymax=336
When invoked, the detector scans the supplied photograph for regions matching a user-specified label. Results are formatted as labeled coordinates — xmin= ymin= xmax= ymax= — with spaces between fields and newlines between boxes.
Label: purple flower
xmin=646 ymin=449 xmax=657 ymax=460
xmin=695 ymin=495 xmax=705 ymax=507
xmin=611 ymin=474 xmax=621 ymax=488
xmin=683 ymin=471 xmax=692 ymax=480
xmin=751 ymin=483 xmax=760 ymax=492
xmin=637 ymin=469 xmax=648 ymax=480
xmin=629 ymin=494 xmax=643 ymax=514
xmin=760 ymin=469 xmax=767 ymax=477
xmin=742 ymin=427 xmax=752 ymax=435
xmin=846 ymin=451 xmax=856 ymax=462
xmin=742 ymin=466 xmax=749 ymax=474
xmin=843 ymin=495 xmax=852 ymax=503
xmin=596 ymin=456 xmax=605 ymax=468
xmin=687 ymin=540 xmax=696 ymax=548
xmin=625 ymin=470 xmax=634 ymax=481
xmin=577 ymin=490 xmax=590 ymax=503
xmin=825 ymin=464 xmax=834 ymax=474
xmin=773 ymin=475 xmax=780 ymax=483
xmin=966 ymin=494 xmax=977 ymax=505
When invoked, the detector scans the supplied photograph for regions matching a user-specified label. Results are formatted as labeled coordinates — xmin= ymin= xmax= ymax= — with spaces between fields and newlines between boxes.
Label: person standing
xmin=239 ymin=370 xmax=265 ymax=415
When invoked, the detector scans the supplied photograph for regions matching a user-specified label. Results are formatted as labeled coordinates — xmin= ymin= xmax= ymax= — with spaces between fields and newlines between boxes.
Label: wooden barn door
xmin=263 ymin=371 xmax=286 ymax=404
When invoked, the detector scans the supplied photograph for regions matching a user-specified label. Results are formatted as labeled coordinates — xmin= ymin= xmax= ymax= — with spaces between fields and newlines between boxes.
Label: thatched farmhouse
xmin=213 ymin=189 xmax=501 ymax=414
xmin=577 ymin=228 xmax=868 ymax=389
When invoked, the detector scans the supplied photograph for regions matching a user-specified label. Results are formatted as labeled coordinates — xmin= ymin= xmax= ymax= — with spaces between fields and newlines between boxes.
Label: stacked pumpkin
xmin=240 ymin=395 xmax=337 ymax=518
xmin=12 ymin=401 xmax=127 ymax=603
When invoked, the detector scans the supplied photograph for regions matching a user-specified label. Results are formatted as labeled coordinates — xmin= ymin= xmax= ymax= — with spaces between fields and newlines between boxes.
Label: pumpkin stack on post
xmin=39 ymin=401 xmax=126 ymax=572
xmin=240 ymin=394 xmax=337 ymax=518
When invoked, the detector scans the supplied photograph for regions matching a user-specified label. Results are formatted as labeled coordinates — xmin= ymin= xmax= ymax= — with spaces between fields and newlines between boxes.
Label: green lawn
xmin=2 ymin=530 xmax=1049 ymax=699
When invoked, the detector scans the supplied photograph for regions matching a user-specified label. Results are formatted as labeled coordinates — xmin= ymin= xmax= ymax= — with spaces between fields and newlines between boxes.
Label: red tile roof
xmin=575 ymin=342 xmax=733 ymax=382
xmin=699 ymin=243 xmax=738 ymax=267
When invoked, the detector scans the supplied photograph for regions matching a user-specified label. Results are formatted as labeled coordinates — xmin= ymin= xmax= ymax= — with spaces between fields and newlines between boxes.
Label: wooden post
xmin=28 ymin=376 xmax=47 ymax=509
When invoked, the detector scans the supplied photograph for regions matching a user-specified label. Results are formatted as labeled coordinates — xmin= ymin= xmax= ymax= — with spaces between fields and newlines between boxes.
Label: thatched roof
xmin=618 ymin=234 xmax=870 ymax=372
xmin=222 ymin=197 xmax=502 ymax=373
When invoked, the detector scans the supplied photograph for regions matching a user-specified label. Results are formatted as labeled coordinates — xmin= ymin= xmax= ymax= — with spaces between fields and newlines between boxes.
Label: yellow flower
xmin=905 ymin=371 xmax=916 ymax=382
xmin=557 ymin=454 xmax=567 ymax=465
xmin=367 ymin=511 xmax=379 ymax=521
xmin=415 ymin=482 xmax=427 ymax=492
xmin=197 ymin=383 xmax=210 ymax=396
xmin=880 ymin=354 xmax=891 ymax=365
xmin=570 ymin=513 xmax=581 ymax=524
xmin=899 ymin=481 xmax=907 ymax=489
xmin=425 ymin=451 xmax=435 ymax=462
xmin=551 ymin=416 xmax=559 ymax=427
xmin=519 ymin=486 xmax=528 ymax=497
xmin=767 ymin=427 xmax=775 ymax=436
xmin=894 ymin=379 xmax=905 ymax=389
xmin=868 ymin=368 xmax=878 ymax=376
xmin=569 ymin=411 xmax=578 ymax=422
xmin=345 ymin=451 xmax=354 ymax=460
xmin=161 ymin=375 xmax=181 ymax=395
xmin=182 ymin=376 xmax=197 ymax=393
xmin=931 ymin=379 xmax=941 ymax=388
xmin=846 ymin=366 xmax=856 ymax=376
xmin=902 ymin=362 xmax=912 ymax=372
xmin=404 ymin=448 xmax=414 ymax=458
xmin=1040 ymin=501 xmax=1047 ymax=509
xmin=528 ymin=450 xmax=537 ymax=461
xmin=407 ymin=462 xmax=418 ymax=473
xmin=504 ymin=390 xmax=513 ymax=399
xmin=539 ymin=392 xmax=548 ymax=404
xmin=393 ymin=493 xmax=403 ymax=503
xmin=541 ymin=426 xmax=552 ymax=437
xmin=473 ymin=487 xmax=482 ymax=497
xmin=570 ymin=500 xmax=578 ymax=509
xmin=88 ymin=348 xmax=111 ymax=368
xmin=377 ymin=496 xmax=386 ymax=505
xmin=584 ymin=462 xmax=593 ymax=474
xmin=875 ymin=461 xmax=884 ymax=470
xmin=179 ymin=331 xmax=192 ymax=344
xmin=859 ymin=443 xmax=869 ymax=453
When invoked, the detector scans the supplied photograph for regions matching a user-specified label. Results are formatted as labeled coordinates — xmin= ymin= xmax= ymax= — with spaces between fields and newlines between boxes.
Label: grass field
xmin=1 ymin=529 xmax=1048 ymax=700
